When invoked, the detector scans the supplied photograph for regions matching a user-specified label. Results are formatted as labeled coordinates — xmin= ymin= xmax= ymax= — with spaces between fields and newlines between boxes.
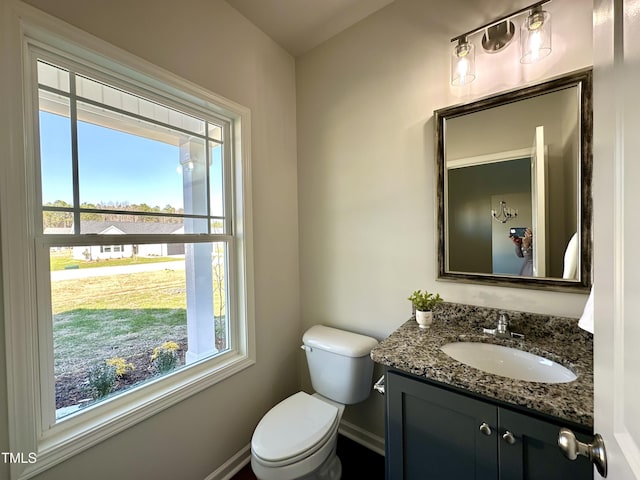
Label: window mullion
xmin=75 ymin=95 xmax=218 ymax=145
xmin=68 ymin=70 xmax=81 ymax=234
xmin=205 ymin=126 xmax=212 ymax=234
xmin=35 ymin=240 xmax=57 ymax=431
xmin=39 ymin=233 xmax=231 ymax=249
xmin=224 ymin=121 xmax=233 ymax=235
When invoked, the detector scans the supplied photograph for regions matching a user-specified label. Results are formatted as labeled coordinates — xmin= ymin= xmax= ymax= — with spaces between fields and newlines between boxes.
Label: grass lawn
xmin=50 ymin=249 xmax=179 ymax=271
xmin=50 ymin=251 xmax=228 ymax=412
xmin=52 ymin=268 xmax=188 ymax=377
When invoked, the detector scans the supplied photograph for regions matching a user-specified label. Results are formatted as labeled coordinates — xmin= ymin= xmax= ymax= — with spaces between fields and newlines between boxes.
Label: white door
xmin=530 ymin=126 xmax=547 ymax=277
xmin=593 ymin=0 xmax=640 ymax=478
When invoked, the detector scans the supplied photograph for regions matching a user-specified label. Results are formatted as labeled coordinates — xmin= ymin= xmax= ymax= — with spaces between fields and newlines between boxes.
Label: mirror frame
xmin=435 ymin=69 xmax=593 ymax=292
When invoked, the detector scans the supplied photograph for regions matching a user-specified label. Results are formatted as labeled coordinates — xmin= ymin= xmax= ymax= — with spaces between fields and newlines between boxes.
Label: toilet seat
xmin=251 ymin=392 xmax=339 ymax=467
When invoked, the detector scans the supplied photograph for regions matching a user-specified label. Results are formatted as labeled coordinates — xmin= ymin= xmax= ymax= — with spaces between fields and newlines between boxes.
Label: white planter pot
xmin=415 ymin=310 xmax=433 ymax=329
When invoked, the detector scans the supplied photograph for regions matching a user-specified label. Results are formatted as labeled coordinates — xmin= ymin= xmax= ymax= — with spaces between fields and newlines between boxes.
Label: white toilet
xmin=250 ymin=325 xmax=378 ymax=480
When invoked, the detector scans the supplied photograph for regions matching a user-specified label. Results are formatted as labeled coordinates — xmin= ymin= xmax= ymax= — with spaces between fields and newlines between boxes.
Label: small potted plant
xmin=408 ymin=290 xmax=443 ymax=329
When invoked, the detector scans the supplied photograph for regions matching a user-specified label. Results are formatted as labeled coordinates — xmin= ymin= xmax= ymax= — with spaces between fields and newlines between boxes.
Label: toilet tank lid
xmin=303 ymin=325 xmax=378 ymax=358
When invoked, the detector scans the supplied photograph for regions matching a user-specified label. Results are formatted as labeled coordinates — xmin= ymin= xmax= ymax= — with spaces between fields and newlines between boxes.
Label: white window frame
xmin=0 ymin=6 xmax=255 ymax=480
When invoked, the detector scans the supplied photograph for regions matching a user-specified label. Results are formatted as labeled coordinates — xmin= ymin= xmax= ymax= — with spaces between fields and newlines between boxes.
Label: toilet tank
xmin=302 ymin=325 xmax=378 ymax=405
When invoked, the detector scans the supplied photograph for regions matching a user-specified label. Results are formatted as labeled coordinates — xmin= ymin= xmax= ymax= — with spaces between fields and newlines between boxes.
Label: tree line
xmin=43 ymin=200 xmax=184 ymax=229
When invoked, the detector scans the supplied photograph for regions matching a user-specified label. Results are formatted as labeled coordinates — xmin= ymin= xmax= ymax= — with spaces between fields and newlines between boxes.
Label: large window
xmin=2 ymin=19 xmax=254 ymax=478
xmin=38 ymin=58 xmax=237 ymax=420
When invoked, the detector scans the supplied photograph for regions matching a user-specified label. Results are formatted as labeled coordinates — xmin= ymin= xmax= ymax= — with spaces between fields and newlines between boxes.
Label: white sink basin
xmin=441 ymin=342 xmax=577 ymax=384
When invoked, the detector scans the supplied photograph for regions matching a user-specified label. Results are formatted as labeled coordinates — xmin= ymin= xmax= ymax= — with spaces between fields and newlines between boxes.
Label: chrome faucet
xmin=482 ymin=313 xmax=524 ymax=339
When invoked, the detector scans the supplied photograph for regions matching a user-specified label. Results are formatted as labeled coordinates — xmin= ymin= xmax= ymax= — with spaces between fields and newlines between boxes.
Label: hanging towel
xmin=563 ymin=232 xmax=579 ymax=280
xmin=578 ymin=287 xmax=594 ymax=334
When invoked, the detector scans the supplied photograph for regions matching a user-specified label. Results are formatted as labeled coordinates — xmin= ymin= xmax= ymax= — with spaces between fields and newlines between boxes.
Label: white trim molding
xmin=338 ymin=420 xmax=386 ymax=457
xmin=203 ymin=444 xmax=251 ymax=480
xmin=446 ymin=147 xmax=532 ymax=169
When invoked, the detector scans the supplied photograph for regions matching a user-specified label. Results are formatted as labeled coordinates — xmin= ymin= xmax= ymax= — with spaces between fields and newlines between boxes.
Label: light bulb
xmin=529 ymin=30 xmax=541 ymax=62
xmin=457 ymin=58 xmax=469 ymax=82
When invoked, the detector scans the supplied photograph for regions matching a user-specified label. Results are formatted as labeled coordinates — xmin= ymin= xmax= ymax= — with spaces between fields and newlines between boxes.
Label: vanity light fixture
xmin=491 ymin=200 xmax=518 ymax=224
xmin=450 ymin=0 xmax=552 ymax=86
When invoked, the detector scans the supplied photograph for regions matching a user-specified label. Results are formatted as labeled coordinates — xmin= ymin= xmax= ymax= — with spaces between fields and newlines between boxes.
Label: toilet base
xmin=251 ymin=441 xmax=342 ymax=480
xmin=298 ymin=448 xmax=341 ymax=480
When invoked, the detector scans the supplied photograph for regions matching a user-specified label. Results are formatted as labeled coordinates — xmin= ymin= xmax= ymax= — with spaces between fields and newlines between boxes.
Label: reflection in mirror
xmin=435 ymin=69 xmax=592 ymax=291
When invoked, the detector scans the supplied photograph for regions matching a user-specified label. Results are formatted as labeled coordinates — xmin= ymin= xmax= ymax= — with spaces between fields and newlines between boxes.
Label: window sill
xmin=20 ymin=352 xmax=254 ymax=480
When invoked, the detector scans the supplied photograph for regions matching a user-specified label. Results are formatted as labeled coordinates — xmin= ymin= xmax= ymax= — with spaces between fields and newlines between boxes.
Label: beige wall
xmin=0 ymin=0 xmax=300 ymax=478
xmin=0 ymin=0 xmax=597 ymax=476
xmin=296 ymin=0 xmax=593 ymax=438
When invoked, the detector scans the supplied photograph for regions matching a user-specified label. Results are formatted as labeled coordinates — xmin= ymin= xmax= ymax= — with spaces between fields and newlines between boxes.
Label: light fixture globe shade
xmin=520 ymin=10 xmax=551 ymax=64
xmin=451 ymin=41 xmax=476 ymax=86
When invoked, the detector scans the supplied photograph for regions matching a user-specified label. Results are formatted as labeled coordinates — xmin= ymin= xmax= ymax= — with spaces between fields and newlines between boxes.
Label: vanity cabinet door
xmin=498 ymin=408 xmax=593 ymax=480
xmin=385 ymin=370 xmax=594 ymax=480
xmin=386 ymin=371 xmax=498 ymax=480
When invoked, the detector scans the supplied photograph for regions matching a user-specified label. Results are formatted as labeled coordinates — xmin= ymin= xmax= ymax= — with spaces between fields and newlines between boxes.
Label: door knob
xmin=502 ymin=431 xmax=516 ymax=444
xmin=479 ymin=422 xmax=492 ymax=436
xmin=558 ymin=428 xmax=608 ymax=478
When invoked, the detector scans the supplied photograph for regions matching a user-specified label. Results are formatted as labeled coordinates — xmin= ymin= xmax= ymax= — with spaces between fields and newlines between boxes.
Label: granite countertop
xmin=371 ymin=303 xmax=593 ymax=428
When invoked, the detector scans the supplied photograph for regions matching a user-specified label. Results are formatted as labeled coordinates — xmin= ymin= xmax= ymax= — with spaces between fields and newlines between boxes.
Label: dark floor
xmin=233 ymin=434 xmax=385 ymax=480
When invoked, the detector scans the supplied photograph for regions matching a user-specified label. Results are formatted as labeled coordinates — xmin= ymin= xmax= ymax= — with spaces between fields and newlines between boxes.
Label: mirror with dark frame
xmin=435 ymin=69 xmax=592 ymax=291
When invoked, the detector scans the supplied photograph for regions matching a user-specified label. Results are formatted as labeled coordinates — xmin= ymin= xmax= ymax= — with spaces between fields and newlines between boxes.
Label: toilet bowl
xmin=251 ymin=392 xmax=345 ymax=480
xmin=250 ymin=325 xmax=378 ymax=480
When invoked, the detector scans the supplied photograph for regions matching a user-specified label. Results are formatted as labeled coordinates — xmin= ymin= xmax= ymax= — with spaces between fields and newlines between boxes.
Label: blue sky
xmin=39 ymin=111 xmax=223 ymax=215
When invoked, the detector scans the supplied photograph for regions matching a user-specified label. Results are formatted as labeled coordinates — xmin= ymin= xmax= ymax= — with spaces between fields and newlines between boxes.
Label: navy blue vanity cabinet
xmin=385 ymin=369 xmax=593 ymax=480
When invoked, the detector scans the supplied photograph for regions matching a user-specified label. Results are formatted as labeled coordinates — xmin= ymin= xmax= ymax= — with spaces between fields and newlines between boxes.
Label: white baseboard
xmin=203 ymin=444 xmax=251 ymax=480
xmin=203 ymin=421 xmax=385 ymax=480
xmin=338 ymin=419 xmax=385 ymax=457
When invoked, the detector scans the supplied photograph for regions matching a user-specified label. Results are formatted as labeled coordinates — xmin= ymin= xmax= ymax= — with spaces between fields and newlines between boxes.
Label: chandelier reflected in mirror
xmin=491 ymin=200 xmax=518 ymax=223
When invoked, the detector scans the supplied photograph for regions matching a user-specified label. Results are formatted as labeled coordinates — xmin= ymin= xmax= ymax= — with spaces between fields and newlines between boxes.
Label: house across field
xmin=45 ymin=221 xmax=185 ymax=260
